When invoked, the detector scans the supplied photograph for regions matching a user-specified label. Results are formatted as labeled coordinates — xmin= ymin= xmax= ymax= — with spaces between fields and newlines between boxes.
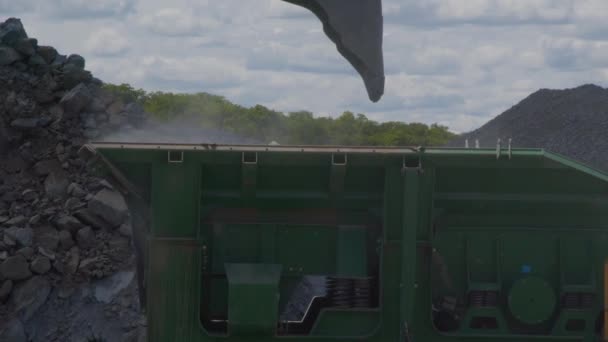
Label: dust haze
xmin=98 ymin=115 xmax=263 ymax=145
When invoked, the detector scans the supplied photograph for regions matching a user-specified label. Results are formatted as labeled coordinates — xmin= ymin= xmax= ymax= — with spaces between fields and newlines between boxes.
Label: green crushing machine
xmin=80 ymin=143 xmax=608 ymax=342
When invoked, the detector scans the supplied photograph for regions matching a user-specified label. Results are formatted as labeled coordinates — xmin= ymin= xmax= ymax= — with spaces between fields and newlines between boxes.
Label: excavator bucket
xmin=283 ymin=0 xmax=385 ymax=102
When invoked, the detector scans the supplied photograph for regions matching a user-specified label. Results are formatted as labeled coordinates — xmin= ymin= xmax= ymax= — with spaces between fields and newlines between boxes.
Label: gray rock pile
xmin=0 ymin=18 xmax=147 ymax=341
xmin=447 ymin=84 xmax=608 ymax=171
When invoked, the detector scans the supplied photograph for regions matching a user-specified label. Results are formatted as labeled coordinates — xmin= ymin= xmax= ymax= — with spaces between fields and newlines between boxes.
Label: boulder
xmin=38 ymin=247 xmax=56 ymax=261
xmin=36 ymin=45 xmax=57 ymax=64
xmin=77 ymin=226 xmax=95 ymax=248
xmin=44 ymin=170 xmax=70 ymax=197
xmin=59 ymin=82 xmax=92 ymax=117
xmin=14 ymin=37 xmax=37 ymax=56
xmin=0 ymin=255 xmax=32 ymax=280
xmin=4 ymin=227 xmax=33 ymax=247
xmin=54 ymin=215 xmax=84 ymax=233
xmin=16 ymin=247 xmax=34 ymax=260
xmin=66 ymin=53 xmax=85 ymax=68
xmin=61 ymin=64 xmax=92 ymax=90
xmin=10 ymin=276 xmax=51 ymax=321
xmin=35 ymin=226 xmax=60 ymax=251
xmin=51 ymin=54 xmax=66 ymax=67
xmin=119 ymin=223 xmax=133 ymax=237
xmin=0 ymin=18 xmax=27 ymax=46
xmin=27 ymin=54 xmax=46 ymax=66
xmin=0 ymin=47 xmax=21 ymax=66
xmin=74 ymin=208 xmax=111 ymax=230
xmin=30 ymin=255 xmax=51 ymax=274
xmin=88 ymin=189 xmax=128 ymax=227
xmin=58 ymin=230 xmax=75 ymax=250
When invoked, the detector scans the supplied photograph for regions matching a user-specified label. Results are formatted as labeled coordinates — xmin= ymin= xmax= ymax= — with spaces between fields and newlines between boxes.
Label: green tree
xmin=101 ymin=82 xmax=457 ymax=146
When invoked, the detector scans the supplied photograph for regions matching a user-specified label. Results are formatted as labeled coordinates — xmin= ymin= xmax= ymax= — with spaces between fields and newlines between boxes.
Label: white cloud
xmin=386 ymin=0 xmax=574 ymax=26
xmin=138 ymin=7 xmax=221 ymax=36
xmin=0 ymin=0 xmax=35 ymax=12
xmin=41 ymin=0 xmax=136 ymax=19
xmin=140 ymin=56 xmax=248 ymax=90
xmin=84 ymin=28 xmax=129 ymax=57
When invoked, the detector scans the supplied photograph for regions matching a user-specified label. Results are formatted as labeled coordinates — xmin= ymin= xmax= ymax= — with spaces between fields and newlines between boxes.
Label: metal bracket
xmin=168 ymin=150 xmax=184 ymax=163
xmin=242 ymin=151 xmax=258 ymax=164
xmin=401 ymin=155 xmax=423 ymax=175
xmin=332 ymin=153 xmax=347 ymax=165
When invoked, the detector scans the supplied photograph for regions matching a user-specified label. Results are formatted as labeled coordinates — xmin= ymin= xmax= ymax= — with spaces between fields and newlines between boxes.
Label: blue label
xmin=521 ymin=265 xmax=532 ymax=274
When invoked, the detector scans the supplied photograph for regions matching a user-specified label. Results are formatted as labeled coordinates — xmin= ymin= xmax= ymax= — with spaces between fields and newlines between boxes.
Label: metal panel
xmin=82 ymin=143 xmax=608 ymax=342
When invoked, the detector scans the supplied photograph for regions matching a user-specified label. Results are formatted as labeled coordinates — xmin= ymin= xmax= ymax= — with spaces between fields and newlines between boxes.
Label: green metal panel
xmin=225 ymin=263 xmax=282 ymax=335
xmin=81 ymin=143 xmax=608 ymax=342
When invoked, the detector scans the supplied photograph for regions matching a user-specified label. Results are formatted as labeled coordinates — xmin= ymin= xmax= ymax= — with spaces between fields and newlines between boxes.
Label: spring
xmin=468 ymin=291 xmax=484 ymax=307
xmin=561 ymin=293 xmax=579 ymax=309
xmin=352 ymin=278 xmax=373 ymax=308
xmin=326 ymin=277 xmax=352 ymax=308
xmin=580 ymin=293 xmax=594 ymax=308
xmin=484 ymin=291 xmax=498 ymax=307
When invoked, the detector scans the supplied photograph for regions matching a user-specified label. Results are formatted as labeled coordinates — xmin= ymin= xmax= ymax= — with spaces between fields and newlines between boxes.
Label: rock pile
xmin=447 ymin=84 xmax=608 ymax=171
xmin=0 ymin=18 xmax=147 ymax=341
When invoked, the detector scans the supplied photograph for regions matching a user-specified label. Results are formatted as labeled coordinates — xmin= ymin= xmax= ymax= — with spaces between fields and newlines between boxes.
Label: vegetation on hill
xmin=102 ymin=83 xmax=456 ymax=146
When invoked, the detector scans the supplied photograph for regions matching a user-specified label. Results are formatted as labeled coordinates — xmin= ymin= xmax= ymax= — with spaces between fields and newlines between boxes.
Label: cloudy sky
xmin=2 ymin=0 xmax=608 ymax=133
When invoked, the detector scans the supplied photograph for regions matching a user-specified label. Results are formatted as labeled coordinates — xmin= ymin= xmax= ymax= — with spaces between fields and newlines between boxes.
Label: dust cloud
xmin=98 ymin=115 xmax=263 ymax=145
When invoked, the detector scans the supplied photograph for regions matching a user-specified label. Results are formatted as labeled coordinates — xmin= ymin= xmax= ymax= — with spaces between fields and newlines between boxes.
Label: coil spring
xmin=484 ymin=291 xmax=498 ymax=306
xmin=468 ymin=291 xmax=498 ymax=307
xmin=580 ymin=293 xmax=594 ymax=308
xmin=326 ymin=277 xmax=352 ymax=308
xmin=469 ymin=291 xmax=484 ymax=307
xmin=326 ymin=277 xmax=374 ymax=308
xmin=352 ymin=278 xmax=372 ymax=308
xmin=561 ymin=293 xmax=594 ymax=309
xmin=562 ymin=293 xmax=580 ymax=308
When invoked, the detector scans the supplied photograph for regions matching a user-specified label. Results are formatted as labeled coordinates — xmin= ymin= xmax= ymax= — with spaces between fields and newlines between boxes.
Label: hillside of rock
xmin=0 ymin=18 xmax=147 ymax=341
xmin=447 ymin=84 xmax=608 ymax=171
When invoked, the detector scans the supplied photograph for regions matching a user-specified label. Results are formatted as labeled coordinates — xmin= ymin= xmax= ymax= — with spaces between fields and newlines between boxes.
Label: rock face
xmin=447 ymin=84 xmax=608 ymax=172
xmin=0 ymin=17 xmax=148 ymax=340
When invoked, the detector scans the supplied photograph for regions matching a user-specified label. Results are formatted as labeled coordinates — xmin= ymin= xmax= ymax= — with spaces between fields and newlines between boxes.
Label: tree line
xmin=102 ymin=83 xmax=456 ymax=146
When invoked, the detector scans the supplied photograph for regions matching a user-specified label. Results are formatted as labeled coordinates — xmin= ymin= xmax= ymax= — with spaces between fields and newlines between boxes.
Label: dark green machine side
xmin=81 ymin=143 xmax=608 ymax=342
